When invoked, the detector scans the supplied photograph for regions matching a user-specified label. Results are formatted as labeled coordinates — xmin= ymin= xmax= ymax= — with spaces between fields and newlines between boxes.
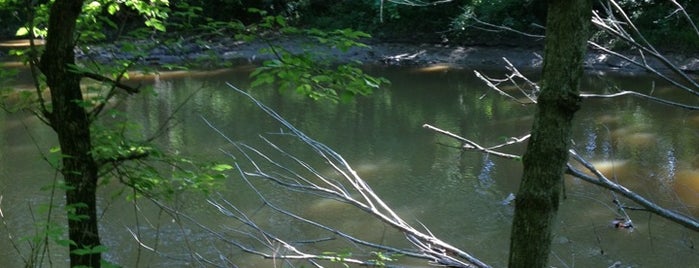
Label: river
xmin=1 ymin=63 xmax=699 ymax=267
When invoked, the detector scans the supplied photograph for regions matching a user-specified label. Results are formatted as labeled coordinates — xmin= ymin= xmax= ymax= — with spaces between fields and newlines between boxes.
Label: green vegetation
xmin=2 ymin=0 xmax=696 ymax=51
xmin=1 ymin=0 xmax=698 ymax=267
xmin=0 ymin=0 xmax=386 ymax=266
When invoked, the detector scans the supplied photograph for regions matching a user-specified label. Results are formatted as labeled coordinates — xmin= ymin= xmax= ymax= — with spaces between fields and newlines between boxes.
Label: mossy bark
xmin=39 ymin=1 xmax=102 ymax=267
xmin=508 ymin=1 xmax=591 ymax=267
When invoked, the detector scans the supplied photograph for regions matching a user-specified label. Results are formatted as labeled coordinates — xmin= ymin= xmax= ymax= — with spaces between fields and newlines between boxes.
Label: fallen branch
xmin=422 ymin=124 xmax=699 ymax=232
xmin=422 ymin=123 xmax=524 ymax=160
xmin=591 ymin=1 xmax=699 ymax=93
xmin=580 ymin=90 xmax=699 ymax=110
xmin=177 ymin=83 xmax=492 ymax=267
xmin=566 ymin=150 xmax=699 ymax=232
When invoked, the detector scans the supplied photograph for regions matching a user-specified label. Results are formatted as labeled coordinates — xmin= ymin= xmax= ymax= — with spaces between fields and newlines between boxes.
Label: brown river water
xmin=1 ymin=63 xmax=699 ymax=267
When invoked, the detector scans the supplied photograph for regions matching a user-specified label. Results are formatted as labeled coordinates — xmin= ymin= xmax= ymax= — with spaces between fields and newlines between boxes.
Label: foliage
xmin=323 ymin=250 xmax=352 ymax=267
xmin=250 ymin=43 xmax=388 ymax=102
xmin=457 ymin=0 xmax=546 ymax=29
xmin=243 ymin=9 xmax=389 ymax=102
xmin=369 ymin=251 xmax=401 ymax=267
xmin=1 ymin=1 xmax=238 ymax=266
xmin=295 ymin=0 xmax=467 ymax=41
xmin=86 ymin=106 xmax=233 ymax=198
xmin=1 ymin=0 xmax=389 ymax=265
xmin=112 ymin=155 xmax=233 ymax=198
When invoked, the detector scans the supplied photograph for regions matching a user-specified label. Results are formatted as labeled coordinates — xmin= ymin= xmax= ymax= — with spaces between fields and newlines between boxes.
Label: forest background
xmin=2 ymin=0 xmax=698 ymax=55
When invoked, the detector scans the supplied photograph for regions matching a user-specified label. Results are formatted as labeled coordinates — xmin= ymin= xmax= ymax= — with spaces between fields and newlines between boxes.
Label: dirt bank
xmin=41 ymin=36 xmax=699 ymax=75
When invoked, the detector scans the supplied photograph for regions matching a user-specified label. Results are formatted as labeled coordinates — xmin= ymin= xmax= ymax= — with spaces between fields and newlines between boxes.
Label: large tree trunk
xmin=39 ymin=1 xmax=102 ymax=267
xmin=508 ymin=1 xmax=591 ymax=267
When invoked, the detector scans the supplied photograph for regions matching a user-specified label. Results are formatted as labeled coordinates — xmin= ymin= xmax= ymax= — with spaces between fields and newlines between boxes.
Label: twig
xmin=199 ymin=83 xmax=492 ymax=268
xmin=474 ymin=58 xmax=540 ymax=105
xmin=566 ymin=150 xmax=699 ymax=232
xmin=80 ymin=71 xmax=141 ymax=94
xmin=467 ymin=16 xmax=545 ymax=39
xmin=591 ymin=4 xmax=699 ymax=92
xmin=422 ymin=123 xmax=523 ymax=160
xmin=423 ymin=123 xmax=699 ymax=233
xmin=580 ymin=90 xmax=699 ymax=110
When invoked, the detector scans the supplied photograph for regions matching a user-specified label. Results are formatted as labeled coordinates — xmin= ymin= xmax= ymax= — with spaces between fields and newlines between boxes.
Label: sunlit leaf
xmin=15 ymin=27 xmax=29 ymax=36
xmin=107 ymin=3 xmax=120 ymax=14
xmin=86 ymin=1 xmax=100 ymax=10
xmin=211 ymin=164 xmax=233 ymax=172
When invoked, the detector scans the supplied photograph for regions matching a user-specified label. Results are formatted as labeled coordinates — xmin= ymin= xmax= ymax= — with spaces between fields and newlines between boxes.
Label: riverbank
xmin=83 ymin=36 xmax=699 ymax=75
xmin=3 ymin=36 xmax=699 ymax=75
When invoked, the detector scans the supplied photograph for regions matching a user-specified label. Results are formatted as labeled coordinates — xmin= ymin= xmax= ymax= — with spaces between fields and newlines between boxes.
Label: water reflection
xmin=1 ymin=66 xmax=698 ymax=267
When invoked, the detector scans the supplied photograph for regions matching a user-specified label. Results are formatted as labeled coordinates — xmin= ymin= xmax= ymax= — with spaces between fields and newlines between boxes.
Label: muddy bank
xmin=5 ymin=37 xmax=697 ymax=75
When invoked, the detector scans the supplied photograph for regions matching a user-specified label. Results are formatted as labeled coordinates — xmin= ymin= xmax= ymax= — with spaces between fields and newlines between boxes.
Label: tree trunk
xmin=508 ymin=1 xmax=591 ymax=267
xmin=39 ymin=1 xmax=102 ymax=267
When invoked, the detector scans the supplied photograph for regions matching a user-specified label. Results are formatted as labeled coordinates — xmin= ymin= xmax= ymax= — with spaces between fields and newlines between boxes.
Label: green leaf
xmin=296 ymin=84 xmax=312 ymax=94
xmin=86 ymin=1 xmax=101 ymax=10
xmin=145 ymin=18 xmax=166 ymax=32
xmin=15 ymin=27 xmax=29 ymax=36
xmin=107 ymin=3 xmax=120 ymax=15
xmin=55 ymin=238 xmax=74 ymax=247
xmin=211 ymin=164 xmax=233 ymax=172
xmin=275 ymin=15 xmax=287 ymax=27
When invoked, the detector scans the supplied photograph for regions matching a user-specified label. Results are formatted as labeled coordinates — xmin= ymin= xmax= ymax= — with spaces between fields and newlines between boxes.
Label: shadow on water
xmin=1 ymin=64 xmax=698 ymax=267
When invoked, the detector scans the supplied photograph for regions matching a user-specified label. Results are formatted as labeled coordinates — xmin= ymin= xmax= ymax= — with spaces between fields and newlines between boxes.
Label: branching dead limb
xmin=590 ymin=1 xmax=699 ymax=93
xmin=580 ymin=91 xmax=699 ymax=110
xmin=464 ymin=16 xmax=545 ymax=39
xmin=185 ymin=83 xmax=492 ymax=267
xmin=566 ymin=150 xmax=699 ymax=232
xmin=422 ymin=123 xmax=525 ymax=160
xmin=423 ymin=123 xmax=699 ymax=232
xmin=467 ymin=0 xmax=699 ymax=93
xmin=474 ymin=58 xmax=540 ymax=105
xmin=669 ymin=0 xmax=699 ymax=36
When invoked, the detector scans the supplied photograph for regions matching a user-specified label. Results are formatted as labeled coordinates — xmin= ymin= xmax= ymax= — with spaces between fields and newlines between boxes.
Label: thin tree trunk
xmin=39 ymin=1 xmax=102 ymax=267
xmin=508 ymin=1 xmax=591 ymax=267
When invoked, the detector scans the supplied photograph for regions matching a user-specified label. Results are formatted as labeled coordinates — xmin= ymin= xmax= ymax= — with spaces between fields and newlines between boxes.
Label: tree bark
xmin=508 ymin=1 xmax=591 ymax=267
xmin=39 ymin=1 xmax=102 ymax=267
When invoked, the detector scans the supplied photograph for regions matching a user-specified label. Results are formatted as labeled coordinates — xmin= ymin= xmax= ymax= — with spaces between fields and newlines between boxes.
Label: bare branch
xmin=466 ymin=1 xmax=699 ymax=93
xmin=581 ymin=90 xmax=699 ymax=110
xmin=381 ymin=0 xmax=456 ymax=22
xmin=591 ymin=2 xmax=699 ymax=93
xmin=473 ymin=70 xmax=523 ymax=104
xmin=669 ymin=0 xmax=699 ymax=36
xmin=465 ymin=16 xmax=545 ymax=39
xmin=422 ymin=124 xmax=699 ymax=233
xmin=422 ymin=123 xmax=525 ymax=160
xmin=474 ymin=58 xmax=540 ymax=105
xmin=566 ymin=150 xmax=699 ymax=232
xmin=198 ymin=83 xmax=492 ymax=268
xmin=88 ymin=61 xmax=137 ymax=120
xmin=587 ymin=41 xmax=699 ymax=93
xmin=80 ymin=71 xmax=140 ymax=94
